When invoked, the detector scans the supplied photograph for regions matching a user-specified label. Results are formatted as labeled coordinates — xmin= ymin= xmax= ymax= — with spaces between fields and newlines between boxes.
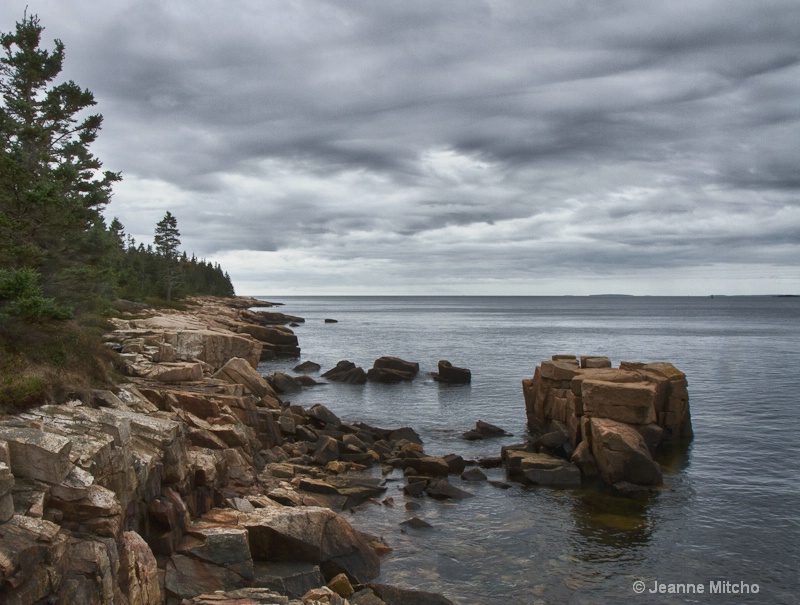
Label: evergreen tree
xmin=0 ymin=14 xmax=121 ymax=311
xmin=154 ymin=211 xmax=181 ymax=300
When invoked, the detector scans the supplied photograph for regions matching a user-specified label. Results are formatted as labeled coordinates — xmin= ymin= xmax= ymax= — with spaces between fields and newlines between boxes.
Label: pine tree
xmin=0 ymin=13 xmax=120 ymax=310
xmin=154 ymin=211 xmax=181 ymax=300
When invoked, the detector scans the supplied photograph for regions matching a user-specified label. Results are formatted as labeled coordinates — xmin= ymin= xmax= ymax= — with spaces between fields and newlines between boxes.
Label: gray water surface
xmin=257 ymin=296 xmax=800 ymax=604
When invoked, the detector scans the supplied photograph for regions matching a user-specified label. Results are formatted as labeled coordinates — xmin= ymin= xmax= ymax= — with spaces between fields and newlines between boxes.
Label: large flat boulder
xmin=195 ymin=506 xmax=380 ymax=584
xmin=505 ymin=451 xmax=581 ymax=487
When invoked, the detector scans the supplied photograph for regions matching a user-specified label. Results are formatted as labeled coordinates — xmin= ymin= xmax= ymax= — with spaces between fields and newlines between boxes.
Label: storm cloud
xmin=3 ymin=0 xmax=799 ymax=294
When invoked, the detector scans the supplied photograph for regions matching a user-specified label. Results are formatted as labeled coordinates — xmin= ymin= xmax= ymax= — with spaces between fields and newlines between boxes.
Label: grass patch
xmin=0 ymin=314 xmax=117 ymax=414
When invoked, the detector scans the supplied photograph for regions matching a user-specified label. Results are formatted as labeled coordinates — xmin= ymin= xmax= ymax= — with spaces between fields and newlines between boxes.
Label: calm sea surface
xmin=255 ymin=296 xmax=799 ymax=604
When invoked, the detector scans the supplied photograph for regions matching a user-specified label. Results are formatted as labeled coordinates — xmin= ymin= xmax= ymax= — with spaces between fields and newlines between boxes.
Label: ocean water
xmin=255 ymin=296 xmax=800 ymax=604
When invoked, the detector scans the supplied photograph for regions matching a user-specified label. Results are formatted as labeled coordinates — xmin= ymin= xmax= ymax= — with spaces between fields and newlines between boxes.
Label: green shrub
xmin=0 ymin=268 xmax=72 ymax=322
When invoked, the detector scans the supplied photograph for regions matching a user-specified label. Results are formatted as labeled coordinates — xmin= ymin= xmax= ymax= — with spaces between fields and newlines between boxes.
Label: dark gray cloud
xmin=2 ymin=0 xmax=799 ymax=294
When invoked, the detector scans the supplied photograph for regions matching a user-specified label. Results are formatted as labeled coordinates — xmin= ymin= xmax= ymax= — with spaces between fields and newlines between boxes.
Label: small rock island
xmin=518 ymin=355 xmax=693 ymax=491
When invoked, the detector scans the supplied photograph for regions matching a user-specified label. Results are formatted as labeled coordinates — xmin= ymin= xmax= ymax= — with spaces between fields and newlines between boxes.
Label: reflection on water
xmin=571 ymin=489 xmax=654 ymax=556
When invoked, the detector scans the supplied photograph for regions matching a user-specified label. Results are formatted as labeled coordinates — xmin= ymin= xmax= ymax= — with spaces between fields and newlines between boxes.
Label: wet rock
xmin=570 ymin=440 xmax=599 ymax=478
xmin=296 ymin=375 xmax=322 ymax=387
xmin=367 ymin=357 xmax=419 ymax=383
xmin=432 ymin=360 xmax=471 ymax=384
xmin=461 ymin=420 xmax=512 ymax=440
xmin=294 ymin=360 xmax=322 ymax=373
xmin=402 ymin=480 xmax=427 ymax=497
xmin=400 ymin=456 xmax=449 ymax=477
xmin=477 ymin=457 xmax=503 ymax=469
xmin=268 ymin=372 xmax=304 ymax=394
xmin=460 ymin=468 xmax=487 ymax=482
xmin=442 ymin=454 xmax=467 ymax=475
xmin=388 ymin=426 xmax=423 ymax=445
xmin=325 ymin=318 xmax=339 ymax=323
xmin=323 ymin=361 xmax=369 ymax=384
xmin=399 ymin=516 xmax=433 ymax=529
xmin=368 ymin=582 xmax=455 ymax=605
xmin=316 ymin=476 xmax=387 ymax=509
xmin=506 ymin=451 xmax=581 ymax=487
xmin=350 ymin=588 xmax=388 ymax=605
xmin=424 ymin=478 xmax=474 ymax=500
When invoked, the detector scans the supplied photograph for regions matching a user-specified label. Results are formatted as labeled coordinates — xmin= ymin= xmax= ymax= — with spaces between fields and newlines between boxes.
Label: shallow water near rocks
xmin=257 ymin=296 xmax=799 ymax=604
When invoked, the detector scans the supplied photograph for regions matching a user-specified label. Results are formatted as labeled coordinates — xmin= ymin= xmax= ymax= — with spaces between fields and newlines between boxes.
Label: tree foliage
xmin=0 ymin=14 xmax=235 ymax=318
xmin=113 ymin=213 xmax=235 ymax=302
xmin=0 ymin=13 xmax=120 ymax=309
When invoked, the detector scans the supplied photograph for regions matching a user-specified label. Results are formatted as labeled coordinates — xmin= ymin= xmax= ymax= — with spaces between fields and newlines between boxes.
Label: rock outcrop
xmin=0 ymin=297 xmax=457 ymax=605
xmin=519 ymin=354 xmax=692 ymax=490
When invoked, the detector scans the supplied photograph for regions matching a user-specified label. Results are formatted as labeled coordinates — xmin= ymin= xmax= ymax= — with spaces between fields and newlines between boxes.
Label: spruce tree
xmin=0 ymin=13 xmax=120 ymax=310
xmin=154 ymin=211 xmax=181 ymax=300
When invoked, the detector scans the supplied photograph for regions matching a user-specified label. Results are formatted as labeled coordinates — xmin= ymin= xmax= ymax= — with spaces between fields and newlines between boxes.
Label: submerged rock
xmin=506 ymin=451 xmax=581 ymax=487
xmin=461 ymin=420 xmax=512 ymax=440
xmin=399 ymin=516 xmax=433 ymax=529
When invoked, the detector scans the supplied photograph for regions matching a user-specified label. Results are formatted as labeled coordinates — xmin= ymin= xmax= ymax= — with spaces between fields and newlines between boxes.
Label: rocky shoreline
xmin=0 ymin=297 xmax=468 ymax=604
xmin=0 ymin=296 xmax=692 ymax=604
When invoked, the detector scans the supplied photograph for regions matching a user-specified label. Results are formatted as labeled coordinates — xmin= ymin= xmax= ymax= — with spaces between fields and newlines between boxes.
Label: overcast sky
xmin=3 ymin=1 xmax=799 ymax=295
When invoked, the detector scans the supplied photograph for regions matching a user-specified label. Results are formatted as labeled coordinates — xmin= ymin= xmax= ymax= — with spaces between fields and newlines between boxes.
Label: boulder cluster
xmin=0 ymin=297 xmax=454 ymax=605
xmin=517 ymin=355 xmax=693 ymax=492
